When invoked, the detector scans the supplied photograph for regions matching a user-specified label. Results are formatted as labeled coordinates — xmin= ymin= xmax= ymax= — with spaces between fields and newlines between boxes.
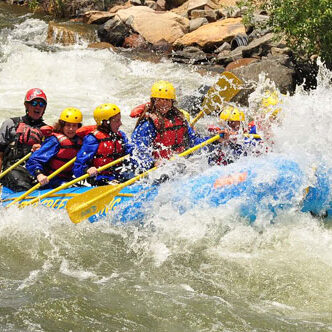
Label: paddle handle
xmin=190 ymin=110 xmax=207 ymax=127
xmin=20 ymin=154 xmax=130 ymax=207
xmin=0 ymin=152 xmax=32 ymax=180
xmin=177 ymin=134 xmax=222 ymax=158
xmin=7 ymin=157 xmax=77 ymax=207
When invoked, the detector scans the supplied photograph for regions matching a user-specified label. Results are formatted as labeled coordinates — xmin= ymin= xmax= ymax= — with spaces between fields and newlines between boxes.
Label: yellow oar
xmin=0 ymin=152 xmax=32 ymax=180
xmin=2 ymin=192 xmax=134 ymax=203
xmin=190 ymin=71 xmax=243 ymax=126
xmin=243 ymin=133 xmax=261 ymax=139
xmin=66 ymin=134 xmax=222 ymax=224
xmin=6 ymin=157 xmax=77 ymax=208
xmin=19 ymin=154 xmax=130 ymax=208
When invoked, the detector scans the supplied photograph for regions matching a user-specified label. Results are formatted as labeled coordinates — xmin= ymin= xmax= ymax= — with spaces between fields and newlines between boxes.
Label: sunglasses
xmin=30 ymin=100 xmax=46 ymax=107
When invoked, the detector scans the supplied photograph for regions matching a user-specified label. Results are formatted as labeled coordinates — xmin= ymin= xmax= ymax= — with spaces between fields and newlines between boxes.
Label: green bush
xmin=268 ymin=0 xmax=332 ymax=67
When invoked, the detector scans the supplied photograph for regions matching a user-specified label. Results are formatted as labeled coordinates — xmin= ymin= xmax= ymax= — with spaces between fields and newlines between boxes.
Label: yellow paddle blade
xmin=66 ymin=185 xmax=121 ymax=224
xmin=190 ymin=71 xmax=243 ymax=126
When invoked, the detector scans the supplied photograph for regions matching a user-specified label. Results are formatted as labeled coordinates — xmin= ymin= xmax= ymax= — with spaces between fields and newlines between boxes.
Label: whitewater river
xmin=1 ymin=3 xmax=332 ymax=331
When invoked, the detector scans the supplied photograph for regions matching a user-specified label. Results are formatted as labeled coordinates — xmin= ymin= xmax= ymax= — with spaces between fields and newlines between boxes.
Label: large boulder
xmin=116 ymin=6 xmax=189 ymax=44
xmin=174 ymin=17 xmax=245 ymax=51
xmin=231 ymin=55 xmax=296 ymax=105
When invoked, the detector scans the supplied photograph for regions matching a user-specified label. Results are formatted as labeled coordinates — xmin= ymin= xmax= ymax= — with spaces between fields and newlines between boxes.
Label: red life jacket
xmin=16 ymin=122 xmax=44 ymax=146
xmin=47 ymin=133 xmax=82 ymax=179
xmin=130 ymin=103 xmax=149 ymax=118
xmin=150 ymin=113 xmax=189 ymax=160
xmin=91 ymin=129 xmax=125 ymax=175
xmin=76 ymin=125 xmax=97 ymax=138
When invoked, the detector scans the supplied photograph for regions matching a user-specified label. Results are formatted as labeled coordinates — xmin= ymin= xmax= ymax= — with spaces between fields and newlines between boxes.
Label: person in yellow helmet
xmin=73 ymin=103 xmax=136 ymax=186
xmin=131 ymin=80 xmax=216 ymax=170
xmin=250 ymin=90 xmax=283 ymax=145
xmin=26 ymin=107 xmax=83 ymax=188
xmin=209 ymin=104 xmax=250 ymax=166
xmin=219 ymin=105 xmax=245 ymax=133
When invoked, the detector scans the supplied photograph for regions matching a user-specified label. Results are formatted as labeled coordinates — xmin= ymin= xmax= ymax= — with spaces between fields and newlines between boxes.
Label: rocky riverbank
xmin=3 ymin=0 xmax=319 ymax=105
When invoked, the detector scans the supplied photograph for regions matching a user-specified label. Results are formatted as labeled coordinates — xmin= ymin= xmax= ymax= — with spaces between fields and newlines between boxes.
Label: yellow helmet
xmin=261 ymin=90 xmax=282 ymax=117
xmin=93 ymin=103 xmax=120 ymax=125
xmin=220 ymin=105 xmax=245 ymax=122
xmin=59 ymin=107 xmax=83 ymax=124
xmin=151 ymin=80 xmax=176 ymax=100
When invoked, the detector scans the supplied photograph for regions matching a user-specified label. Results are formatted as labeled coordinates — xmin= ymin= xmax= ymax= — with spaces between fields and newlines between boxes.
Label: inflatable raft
xmin=1 ymin=154 xmax=331 ymax=224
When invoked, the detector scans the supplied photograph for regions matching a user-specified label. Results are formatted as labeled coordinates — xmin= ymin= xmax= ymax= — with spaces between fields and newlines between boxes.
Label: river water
xmin=0 ymin=3 xmax=332 ymax=331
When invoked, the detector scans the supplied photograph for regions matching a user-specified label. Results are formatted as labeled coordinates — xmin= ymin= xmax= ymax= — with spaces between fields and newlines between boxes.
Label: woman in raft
xmin=26 ymin=107 xmax=83 ymax=188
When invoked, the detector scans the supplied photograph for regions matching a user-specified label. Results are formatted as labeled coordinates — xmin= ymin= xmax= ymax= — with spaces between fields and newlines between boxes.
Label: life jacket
xmin=46 ymin=133 xmax=82 ymax=179
xmin=76 ymin=125 xmax=97 ymax=138
xmin=16 ymin=122 xmax=43 ymax=146
xmin=91 ymin=129 xmax=126 ymax=175
xmin=130 ymin=103 xmax=149 ymax=118
xmin=3 ymin=116 xmax=46 ymax=168
xmin=149 ymin=112 xmax=189 ymax=160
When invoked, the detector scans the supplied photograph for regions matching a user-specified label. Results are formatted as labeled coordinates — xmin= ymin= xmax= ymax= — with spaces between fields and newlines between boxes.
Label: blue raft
xmin=1 ymin=154 xmax=332 ymax=223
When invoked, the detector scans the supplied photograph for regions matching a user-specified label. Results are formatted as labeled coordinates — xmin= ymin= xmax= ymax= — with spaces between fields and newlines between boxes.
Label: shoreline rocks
xmin=3 ymin=0 xmax=319 ymax=99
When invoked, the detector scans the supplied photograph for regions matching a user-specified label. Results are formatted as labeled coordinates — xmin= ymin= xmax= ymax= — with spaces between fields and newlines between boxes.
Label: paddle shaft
xmin=6 ymin=157 xmax=77 ymax=207
xmin=20 ymin=154 xmax=130 ymax=207
xmin=0 ymin=152 xmax=32 ymax=180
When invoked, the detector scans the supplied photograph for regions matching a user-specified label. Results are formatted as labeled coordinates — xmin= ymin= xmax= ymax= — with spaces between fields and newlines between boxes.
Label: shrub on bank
xmin=267 ymin=0 xmax=332 ymax=68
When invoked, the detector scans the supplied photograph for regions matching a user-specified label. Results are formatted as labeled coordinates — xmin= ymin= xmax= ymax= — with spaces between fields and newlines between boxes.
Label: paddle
xmin=190 ymin=71 xmax=243 ymax=126
xmin=19 ymin=154 xmax=130 ymax=208
xmin=0 ymin=152 xmax=32 ymax=181
xmin=66 ymin=134 xmax=223 ymax=224
xmin=6 ymin=157 xmax=77 ymax=208
xmin=1 ymin=191 xmax=134 ymax=203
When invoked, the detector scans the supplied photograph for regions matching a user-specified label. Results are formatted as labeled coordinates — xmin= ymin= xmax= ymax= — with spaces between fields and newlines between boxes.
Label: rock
xmin=166 ymin=0 xmax=188 ymax=9
xmin=213 ymin=42 xmax=231 ymax=53
xmin=216 ymin=45 xmax=245 ymax=64
xmin=174 ymin=17 xmax=245 ymax=52
xmin=189 ymin=17 xmax=208 ymax=32
xmin=151 ymin=40 xmax=173 ymax=52
xmin=88 ymin=42 xmax=116 ymax=50
xmin=116 ymin=6 xmax=189 ymax=45
xmin=109 ymin=2 xmax=132 ymax=13
xmin=219 ymin=6 xmax=242 ymax=18
xmin=171 ymin=1 xmax=189 ymax=17
xmin=190 ymin=10 xmax=206 ymax=19
xmin=98 ymin=17 xmax=132 ymax=46
xmin=130 ymin=0 xmax=143 ymax=5
xmin=46 ymin=21 xmax=97 ymax=46
xmin=156 ymin=0 xmax=167 ymax=10
xmin=172 ymin=46 xmax=210 ymax=64
xmin=216 ymin=32 xmax=276 ymax=65
xmin=81 ymin=10 xmax=115 ymax=24
xmin=123 ymin=33 xmax=148 ymax=48
xmin=270 ymin=46 xmax=292 ymax=56
xmin=145 ymin=0 xmax=157 ymax=9
xmin=225 ymin=57 xmax=258 ymax=70
xmin=231 ymin=55 xmax=296 ymax=105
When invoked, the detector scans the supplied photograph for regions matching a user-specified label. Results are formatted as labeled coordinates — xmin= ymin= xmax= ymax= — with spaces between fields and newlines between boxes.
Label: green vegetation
xmin=239 ymin=0 xmax=332 ymax=67
xmin=269 ymin=0 xmax=332 ymax=67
